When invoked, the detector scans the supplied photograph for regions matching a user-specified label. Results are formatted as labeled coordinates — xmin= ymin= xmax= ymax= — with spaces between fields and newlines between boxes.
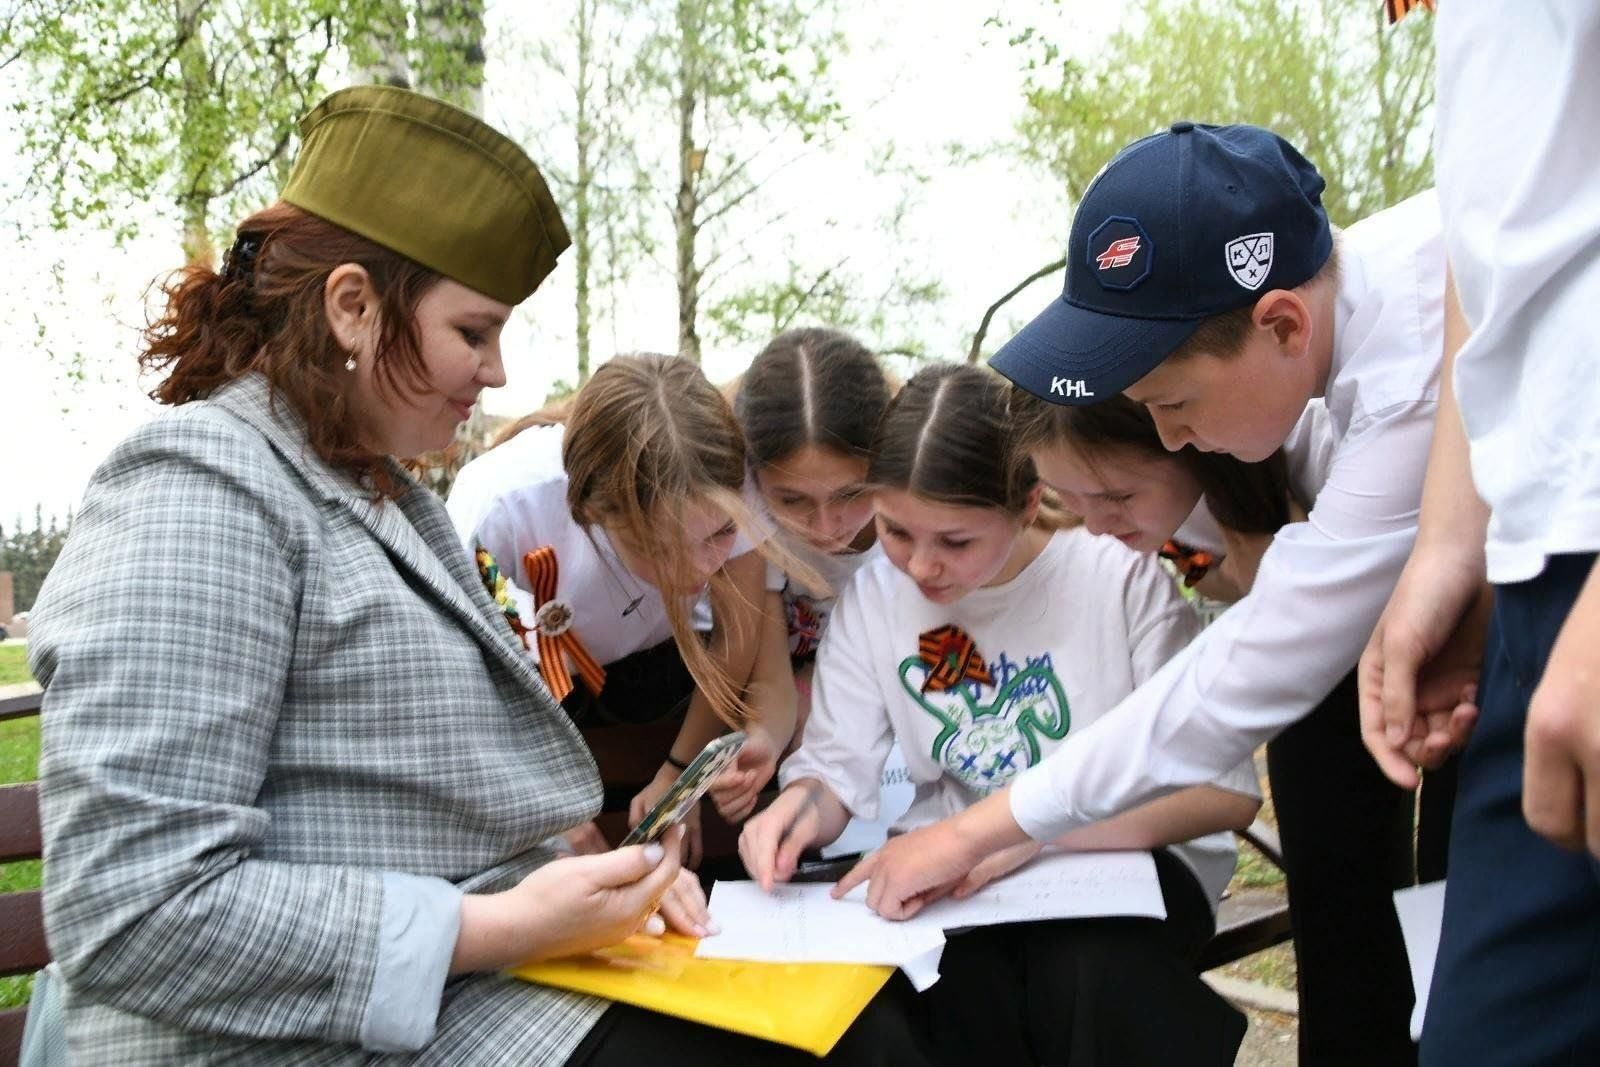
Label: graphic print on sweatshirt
xmin=897 ymin=624 xmax=1071 ymax=792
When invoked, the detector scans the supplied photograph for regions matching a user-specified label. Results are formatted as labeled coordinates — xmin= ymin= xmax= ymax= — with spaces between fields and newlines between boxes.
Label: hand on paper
xmin=738 ymin=779 xmax=850 ymax=891
xmin=1524 ymin=559 xmax=1600 ymax=857
xmin=452 ymin=824 xmax=687 ymax=973
xmin=631 ymin=767 xmax=703 ymax=868
xmin=708 ymin=727 xmax=778 ymax=824
xmin=833 ymin=791 xmax=1031 ymax=920
xmin=1359 ymin=546 xmax=1487 ymax=788
xmin=950 ymin=839 xmax=1042 ymax=899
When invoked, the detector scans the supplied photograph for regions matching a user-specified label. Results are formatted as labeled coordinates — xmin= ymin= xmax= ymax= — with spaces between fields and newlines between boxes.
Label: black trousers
xmin=563 ymin=972 xmax=937 ymax=1067
xmin=1266 ymin=668 xmax=1458 ymax=1067
xmin=560 ymin=637 xmax=698 ymax=727
xmin=919 ymin=850 xmax=1245 ymax=1067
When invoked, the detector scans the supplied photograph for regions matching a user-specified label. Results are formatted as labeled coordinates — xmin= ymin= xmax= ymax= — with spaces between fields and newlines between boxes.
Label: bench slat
xmin=0 ymin=785 xmax=41 ymax=865
xmin=0 ymin=1006 xmax=28 ymax=1067
xmin=1197 ymin=888 xmax=1294 ymax=972
xmin=0 ymin=688 xmax=42 ymax=723
xmin=0 ymin=891 xmax=48 ymax=979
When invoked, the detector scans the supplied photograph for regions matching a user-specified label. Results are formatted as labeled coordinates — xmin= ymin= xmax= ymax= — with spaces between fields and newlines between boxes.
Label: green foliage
xmin=1009 ymin=0 xmax=1435 ymax=227
xmin=632 ymin=0 xmax=846 ymax=136
xmin=1 ymin=507 xmax=71 ymax=615
xmin=625 ymin=0 xmax=849 ymax=361
xmin=707 ymin=256 xmax=944 ymax=361
xmin=5 ymin=0 xmax=487 ymax=258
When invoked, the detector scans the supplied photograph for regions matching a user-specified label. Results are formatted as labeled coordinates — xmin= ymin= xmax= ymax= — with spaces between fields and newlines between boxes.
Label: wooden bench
xmin=1199 ymin=820 xmax=1294 ymax=972
xmin=0 ymin=687 xmax=46 ymax=1067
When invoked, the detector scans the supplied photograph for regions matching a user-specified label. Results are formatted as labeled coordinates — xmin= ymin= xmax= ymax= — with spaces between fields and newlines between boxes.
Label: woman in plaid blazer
xmin=24 ymin=87 xmax=928 ymax=1066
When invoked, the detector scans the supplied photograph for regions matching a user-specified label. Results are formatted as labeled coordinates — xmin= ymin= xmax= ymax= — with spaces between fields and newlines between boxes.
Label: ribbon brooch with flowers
xmin=521 ymin=545 xmax=606 ymax=702
xmin=474 ymin=543 xmax=606 ymax=701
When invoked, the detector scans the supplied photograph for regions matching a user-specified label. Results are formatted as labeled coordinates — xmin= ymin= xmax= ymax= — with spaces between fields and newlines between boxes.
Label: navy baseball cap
xmin=991 ymin=122 xmax=1333 ymax=406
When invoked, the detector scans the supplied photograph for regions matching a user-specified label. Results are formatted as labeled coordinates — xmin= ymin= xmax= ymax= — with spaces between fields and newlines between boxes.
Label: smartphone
xmin=790 ymin=853 xmax=863 ymax=884
xmin=620 ymin=732 xmax=746 ymax=846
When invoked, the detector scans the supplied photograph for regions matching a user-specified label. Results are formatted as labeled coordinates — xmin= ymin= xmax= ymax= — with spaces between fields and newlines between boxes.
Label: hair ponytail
xmin=736 ymin=327 xmax=890 ymax=467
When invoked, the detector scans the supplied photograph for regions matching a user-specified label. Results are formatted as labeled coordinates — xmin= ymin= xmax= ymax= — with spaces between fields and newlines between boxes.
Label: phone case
xmin=620 ymin=731 xmax=746 ymax=845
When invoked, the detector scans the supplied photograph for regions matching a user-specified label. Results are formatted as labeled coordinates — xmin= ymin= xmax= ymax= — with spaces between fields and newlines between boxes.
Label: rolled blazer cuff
xmin=360 ymin=873 xmax=463 ymax=1052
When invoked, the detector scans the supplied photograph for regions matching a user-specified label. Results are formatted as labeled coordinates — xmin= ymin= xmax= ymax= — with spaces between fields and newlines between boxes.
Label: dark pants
xmin=1421 ymin=553 xmax=1600 ymax=1066
xmin=561 ymin=638 xmax=697 ymax=727
xmin=1267 ymin=669 xmax=1458 ymax=1067
xmin=919 ymin=850 xmax=1245 ymax=1067
xmin=564 ymin=972 xmax=936 ymax=1067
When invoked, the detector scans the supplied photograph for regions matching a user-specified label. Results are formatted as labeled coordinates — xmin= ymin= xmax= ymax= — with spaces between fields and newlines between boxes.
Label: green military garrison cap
xmin=281 ymin=85 xmax=570 ymax=305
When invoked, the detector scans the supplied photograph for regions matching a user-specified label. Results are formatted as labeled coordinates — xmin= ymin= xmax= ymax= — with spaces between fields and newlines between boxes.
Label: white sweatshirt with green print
xmin=781 ymin=525 xmax=1259 ymax=910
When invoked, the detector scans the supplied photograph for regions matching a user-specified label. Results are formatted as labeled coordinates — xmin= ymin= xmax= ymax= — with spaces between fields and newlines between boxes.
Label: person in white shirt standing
xmin=836 ymin=125 xmax=1473 ymax=935
xmin=744 ymin=363 xmax=1258 ymax=1067
xmin=1361 ymin=5 xmax=1600 ymax=1064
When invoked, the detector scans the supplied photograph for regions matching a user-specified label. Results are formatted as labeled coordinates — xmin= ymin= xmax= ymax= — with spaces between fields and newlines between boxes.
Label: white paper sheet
xmin=697 ymin=881 xmax=947 ymax=989
xmin=1394 ymin=879 xmax=1447 ymax=1041
xmin=912 ymin=850 xmax=1166 ymax=927
xmin=697 ymin=849 xmax=1166 ymax=991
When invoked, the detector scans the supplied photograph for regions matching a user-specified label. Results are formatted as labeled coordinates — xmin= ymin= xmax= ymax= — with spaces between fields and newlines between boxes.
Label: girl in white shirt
xmin=448 ymin=354 xmax=803 ymax=857
xmin=1021 ymin=392 xmax=1449 ymax=1067
xmin=740 ymin=363 xmax=1257 ymax=1067
xmin=734 ymin=328 xmax=891 ymax=740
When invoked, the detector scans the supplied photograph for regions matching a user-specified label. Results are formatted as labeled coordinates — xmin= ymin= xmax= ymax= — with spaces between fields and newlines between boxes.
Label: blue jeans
xmin=1421 ymin=553 xmax=1600 ymax=1066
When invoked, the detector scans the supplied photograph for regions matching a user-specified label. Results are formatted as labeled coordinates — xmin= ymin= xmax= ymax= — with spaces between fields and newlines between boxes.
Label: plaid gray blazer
xmin=29 ymin=374 xmax=610 ymax=1064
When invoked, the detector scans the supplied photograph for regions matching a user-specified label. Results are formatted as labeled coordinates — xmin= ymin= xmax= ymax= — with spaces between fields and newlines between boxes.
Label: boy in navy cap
xmin=838 ymin=121 xmax=1470 ymax=1030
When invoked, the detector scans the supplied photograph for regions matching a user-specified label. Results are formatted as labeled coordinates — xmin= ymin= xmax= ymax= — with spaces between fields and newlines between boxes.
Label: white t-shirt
xmin=1436 ymin=3 xmax=1600 ymax=584
xmin=781 ymin=527 xmax=1258 ymax=907
xmin=445 ymin=425 xmax=756 ymax=667
xmin=1010 ymin=191 xmax=1445 ymax=840
xmin=764 ymin=536 xmax=877 ymax=658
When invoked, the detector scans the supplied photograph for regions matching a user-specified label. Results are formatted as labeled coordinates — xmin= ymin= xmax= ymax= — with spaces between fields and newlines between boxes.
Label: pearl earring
xmin=345 ymin=337 xmax=357 ymax=372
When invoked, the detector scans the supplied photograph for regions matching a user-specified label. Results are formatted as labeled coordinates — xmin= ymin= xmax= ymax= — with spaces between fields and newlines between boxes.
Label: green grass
xmin=1 ymin=644 xmax=38 ymax=1009
xmin=0 ymin=644 xmax=31 ymax=685
xmin=1221 ymin=940 xmax=1298 ymax=992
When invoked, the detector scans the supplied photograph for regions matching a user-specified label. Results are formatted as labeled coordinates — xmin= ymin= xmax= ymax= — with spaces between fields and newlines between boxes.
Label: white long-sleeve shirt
xmin=1436 ymin=4 xmax=1600 ymax=583
xmin=784 ymin=527 xmax=1258 ymax=907
xmin=1011 ymin=191 xmax=1445 ymax=840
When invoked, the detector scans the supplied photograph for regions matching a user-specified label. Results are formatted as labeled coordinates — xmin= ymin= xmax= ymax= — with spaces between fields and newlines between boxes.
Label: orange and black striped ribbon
xmin=917 ymin=624 xmax=995 ymax=694
xmin=523 ymin=546 xmax=607 ymax=701
xmin=1159 ymin=540 xmax=1215 ymax=589
xmin=1385 ymin=0 xmax=1434 ymax=24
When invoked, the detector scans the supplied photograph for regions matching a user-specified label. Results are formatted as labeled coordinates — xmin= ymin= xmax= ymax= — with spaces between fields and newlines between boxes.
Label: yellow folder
xmin=508 ymin=934 xmax=893 ymax=1056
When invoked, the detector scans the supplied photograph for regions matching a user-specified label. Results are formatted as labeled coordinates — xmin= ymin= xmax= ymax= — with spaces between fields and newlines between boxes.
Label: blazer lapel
xmin=208 ymin=376 xmax=546 ymax=690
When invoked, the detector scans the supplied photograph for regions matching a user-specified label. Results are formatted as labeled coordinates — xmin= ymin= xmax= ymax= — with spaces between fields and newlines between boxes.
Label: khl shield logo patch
xmin=1225 ymin=232 xmax=1274 ymax=290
